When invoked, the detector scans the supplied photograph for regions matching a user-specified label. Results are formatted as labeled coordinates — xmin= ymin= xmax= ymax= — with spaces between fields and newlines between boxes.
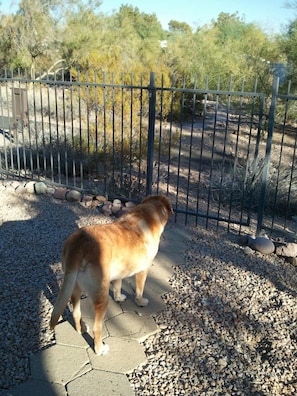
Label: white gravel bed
xmin=1 ymin=181 xmax=297 ymax=395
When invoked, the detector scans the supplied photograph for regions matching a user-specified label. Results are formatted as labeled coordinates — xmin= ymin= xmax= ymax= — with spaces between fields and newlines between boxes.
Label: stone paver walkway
xmin=5 ymin=224 xmax=191 ymax=396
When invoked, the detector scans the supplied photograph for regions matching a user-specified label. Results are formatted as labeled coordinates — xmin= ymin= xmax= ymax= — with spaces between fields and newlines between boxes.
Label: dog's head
xmin=142 ymin=195 xmax=174 ymax=223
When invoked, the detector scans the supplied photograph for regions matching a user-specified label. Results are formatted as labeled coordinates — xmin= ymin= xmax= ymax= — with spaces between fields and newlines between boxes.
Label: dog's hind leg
xmin=89 ymin=280 xmax=110 ymax=355
xmin=71 ymin=283 xmax=89 ymax=334
xmin=135 ymin=269 xmax=149 ymax=306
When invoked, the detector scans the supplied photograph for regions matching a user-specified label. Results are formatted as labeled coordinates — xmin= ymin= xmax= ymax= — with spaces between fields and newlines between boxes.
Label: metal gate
xmin=146 ymin=73 xmax=266 ymax=232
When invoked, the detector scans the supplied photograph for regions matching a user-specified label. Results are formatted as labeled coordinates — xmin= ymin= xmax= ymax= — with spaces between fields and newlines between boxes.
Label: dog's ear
xmin=164 ymin=197 xmax=174 ymax=215
xmin=156 ymin=195 xmax=174 ymax=215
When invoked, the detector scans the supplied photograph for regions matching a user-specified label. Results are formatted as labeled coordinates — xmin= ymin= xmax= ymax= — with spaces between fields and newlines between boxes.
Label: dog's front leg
xmin=135 ymin=270 xmax=149 ymax=306
xmin=112 ymin=279 xmax=127 ymax=302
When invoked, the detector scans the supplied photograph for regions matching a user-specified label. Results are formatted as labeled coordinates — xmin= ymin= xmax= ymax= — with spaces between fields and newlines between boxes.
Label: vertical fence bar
xmin=138 ymin=74 xmax=144 ymax=194
xmin=185 ymin=76 xmax=197 ymax=225
xmin=166 ymin=75 xmax=175 ymax=197
xmin=244 ymin=80 xmax=260 ymax=231
xmin=256 ymin=75 xmax=279 ymax=235
xmin=61 ymin=70 xmax=69 ymax=186
xmin=129 ymin=73 xmax=133 ymax=195
xmin=206 ymin=78 xmax=220 ymax=229
xmin=195 ymin=77 xmax=208 ymax=226
xmin=77 ymin=72 xmax=84 ymax=189
xmin=70 ymin=72 xmax=76 ymax=187
xmin=0 ymin=70 xmax=10 ymax=173
xmin=39 ymin=73 xmax=46 ymax=176
xmin=54 ymin=73 xmax=61 ymax=184
xmin=120 ymin=73 xmax=125 ymax=191
xmin=146 ymin=72 xmax=156 ymax=196
xmin=175 ymin=76 xmax=185 ymax=220
xmin=155 ymin=74 xmax=163 ymax=195
xmin=32 ymin=78 xmax=40 ymax=177
xmin=85 ymin=72 xmax=91 ymax=182
xmin=103 ymin=72 xmax=107 ymax=194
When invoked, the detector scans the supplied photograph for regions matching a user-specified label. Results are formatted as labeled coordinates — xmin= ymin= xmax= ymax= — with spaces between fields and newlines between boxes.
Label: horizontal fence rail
xmin=0 ymin=70 xmax=296 ymax=238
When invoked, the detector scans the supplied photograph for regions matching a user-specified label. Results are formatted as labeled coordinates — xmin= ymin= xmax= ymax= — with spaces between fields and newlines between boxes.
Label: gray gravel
xmin=129 ymin=231 xmax=297 ymax=395
xmin=1 ymin=180 xmax=297 ymax=395
xmin=0 ymin=181 xmax=111 ymax=391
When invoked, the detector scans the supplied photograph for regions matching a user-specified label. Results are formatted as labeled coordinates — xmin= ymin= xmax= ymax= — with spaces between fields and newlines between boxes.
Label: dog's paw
xmin=95 ymin=343 xmax=109 ymax=356
xmin=114 ymin=293 xmax=127 ymax=303
xmin=135 ymin=297 xmax=149 ymax=307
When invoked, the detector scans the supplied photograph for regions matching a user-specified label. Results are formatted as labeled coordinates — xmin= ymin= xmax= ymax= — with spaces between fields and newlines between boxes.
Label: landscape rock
xmin=101 ymin=202 xmax=112 ymax=215
xmin=240 ymin=235 xmax=275 ymax=255
xmin=90 ymin=199 xmax=101 ymax=209
xmin=275 ymin=242 xmax=297 ymax=257
xmin=125 ymin=201 xmax=136 ymax=208
xmin=79 ymin=195 xmax=94 ymax=207
xmin=15 ymin=184 xmax=27 ymax=195
xmin=46 ymin=187 xmax=56 ymax=195
xmin=96 ymin=195 xmax=107 ymax=204
xmin=11 ymin=180 xmax=21 ymax=189
xmin=53 ymin=187 xmax=68 ymax=200
xmin=112 ymin=198 xmax=122 ymax=214
xmin=25 ymin=181 xmax=36 ymax=194
xmin=286 ymin=257 xmax=297 ymax=266
xmin=34 ymin=181 xmax=48 ymax=194
xmin=65 ymin=189 xmax=82 ymax=202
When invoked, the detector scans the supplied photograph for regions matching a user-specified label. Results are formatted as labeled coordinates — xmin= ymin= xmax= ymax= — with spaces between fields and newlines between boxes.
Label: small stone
xmin=25 ymin=181 xmax=36 ymax=194
xmin=243 ymin=246 xmax=254 ymax=255
xmin=125 ymin=201 xmax=136 ymax=208
xmin=11 ymin=180 xmax=21 ymax=189
xmin=95 ymin=195 xmax=106 ymax=204
xmin=53 ymin=187 xmax=68 ymax=200
xmin=102 ymin=202 xmax=112 ymax=215
xmin=81 ymin=194 xmax=93 ymax=202
xmin=247 ymin=236 xmax=275 ymax=254
xmin=34 ymin=181 xmax=47 ymax=194
xmin=80 ymin=195 xmax=94 ymax=207
xmin=90 ymin=199 xmax=101 ymax=208
xmin=15 ymin=185 xmax=27 ymax=195
xmin=275 ymin=242 xmax=297 ymax=257
xmin=46 ymin=187 xmax=56 ymax=195
xmin=112 ymin=199 xmax=122 ymax=214
xmin=66 ymin=189 xmax=82 ymax=202
xmin=217 ymin=358 xmax=228 ymax=369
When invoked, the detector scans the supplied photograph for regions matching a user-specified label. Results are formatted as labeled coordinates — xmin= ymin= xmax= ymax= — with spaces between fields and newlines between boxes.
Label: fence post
xmin=256 ymin=75 xmax=279 ymax=235
xmin=146 ymin=72 xmax=156 ymax=196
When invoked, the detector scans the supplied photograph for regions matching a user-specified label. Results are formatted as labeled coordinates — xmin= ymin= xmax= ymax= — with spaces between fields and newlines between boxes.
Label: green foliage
xmin=0 ymin=2 xmax=284 ymax=84
xmin=0 ymin=3 xmax=290 ymax=92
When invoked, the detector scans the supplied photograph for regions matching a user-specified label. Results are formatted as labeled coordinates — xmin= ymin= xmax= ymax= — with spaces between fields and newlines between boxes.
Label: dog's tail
xmin=50 ymin=268 xmax=78 ymax=330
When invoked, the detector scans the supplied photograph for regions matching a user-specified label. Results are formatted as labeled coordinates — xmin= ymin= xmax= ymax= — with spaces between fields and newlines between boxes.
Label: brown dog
xmin=50 ymin=195 xmax=173 ymax=355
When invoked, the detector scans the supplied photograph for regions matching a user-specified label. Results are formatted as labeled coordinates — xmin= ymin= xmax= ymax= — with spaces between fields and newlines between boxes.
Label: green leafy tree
xmin=279 ymin=18 xmax=297 ymax=82
xmin=11 ymin=0 xmax=58 ymax=76
xmin=168 ymin=20 xmax=192 ymax=35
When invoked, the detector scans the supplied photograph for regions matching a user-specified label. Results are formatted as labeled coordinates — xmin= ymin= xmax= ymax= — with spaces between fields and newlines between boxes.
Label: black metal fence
xmin=0 ymin=70 xmax=296 ymax=239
